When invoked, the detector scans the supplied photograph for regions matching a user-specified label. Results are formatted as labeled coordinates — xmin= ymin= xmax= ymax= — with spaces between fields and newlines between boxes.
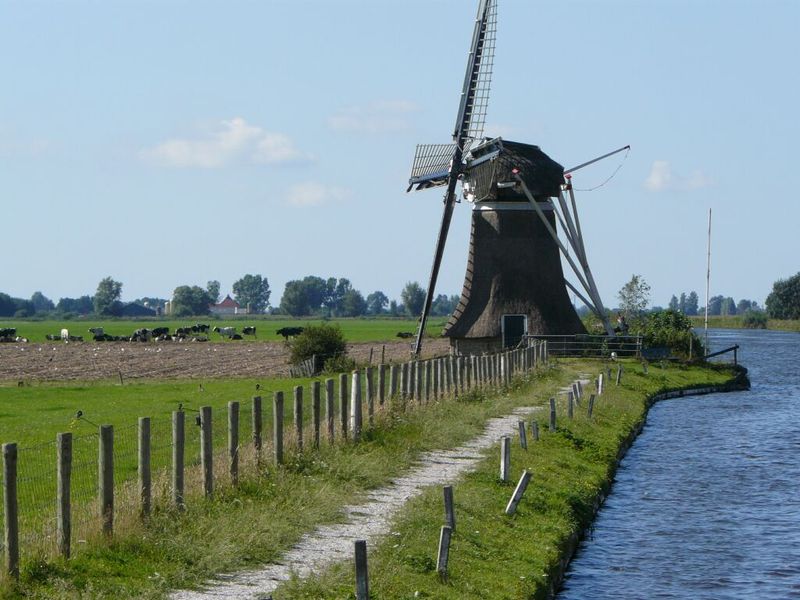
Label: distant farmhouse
xmin=209 ymin=295 xmax=248 ymax=316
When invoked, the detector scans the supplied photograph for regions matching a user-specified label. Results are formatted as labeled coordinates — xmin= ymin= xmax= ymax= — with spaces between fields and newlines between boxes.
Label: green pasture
xmin=689 ymin=314 xmax=800 ymax=331
xmin=0 ymin=317 xmax=448 ymax=344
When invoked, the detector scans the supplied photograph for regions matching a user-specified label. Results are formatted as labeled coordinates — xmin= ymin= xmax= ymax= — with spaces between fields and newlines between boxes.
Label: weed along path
xmin=171 ymin=401 xmax=558 ymax=600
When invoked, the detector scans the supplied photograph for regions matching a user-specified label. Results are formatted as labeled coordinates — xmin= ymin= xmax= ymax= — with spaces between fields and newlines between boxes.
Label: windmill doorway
xmin=501 ymin=315 xmax=527 ymax=349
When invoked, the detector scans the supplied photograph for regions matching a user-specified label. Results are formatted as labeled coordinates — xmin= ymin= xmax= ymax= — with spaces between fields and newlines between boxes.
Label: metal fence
xmin=525 ymin=334 xmax=642 ymax=358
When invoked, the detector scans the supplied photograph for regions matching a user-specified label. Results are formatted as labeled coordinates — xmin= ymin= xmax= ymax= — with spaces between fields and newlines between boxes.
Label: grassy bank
xmin=0 ymin=318 xmax=448 ymax=344
xmin=0 ymin=360 xmax=739 ymax=599
xmin=689 ymin=315 xmax=800 ymax=332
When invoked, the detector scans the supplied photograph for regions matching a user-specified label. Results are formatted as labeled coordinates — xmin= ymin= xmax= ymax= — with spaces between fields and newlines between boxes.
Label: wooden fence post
xmin=414 ymin=362 xmax=423 ymax=403
xmin=294 ymin=386 xmax=303 ymax=451
xmin=572 ymin=383 xmax=581 ymax=406
xmin=326 ymin=378 xmax=335 ymax=443
xmin=351 ymin=370 xmax=362 ymax=443
xmin=252 ymin=396 xmax=263 ymax=459
xmin=401 ymin=362 xmax=409 ymax=399
xmin=531 ymin=420 xmax=540 ymax=441
xmin=549 ymin=397 xmax=556 ymax=432
xmin=200 ymin=407 xmax=212 ymax=498
xmin=437 ymin=525 xmax=453 ymax=582
xmin=273 ymin=392 xmax=284 ymax=465
xmin=172 ymin=410 xmax=184 ymax=508
xmin=568 ymin=391 xmax=574 ymax=419
xmin=616 ymin=365 xmax=623 ymax=386
xmin=312 ymin=381 xmax=321 ymax=449
xmin=228 ymin=401 xmax=239 ymax=487
xmin=355 ymin=539 xmax=369 ymax=600
xmin=433 ymin=359 xmax=440 ymax=399
xmin=500 ymin=436 xmax=511 ymax=482
xmin=588 ymin=394 xmax=596 ymax=419
xmin=598 ymin=373 xmax=605 ymax=396
xmin=365 ymin=367 xmax=374 ymax=428
xmin=518 ymin=420 xmax=528 ymax=450
xmin=3 ymin=443 xmax=19 ymax=580
xmin=505 ymin=470 xmax=532 ymax=516
xmin=339 ymin=373 xmax=348 ymax=440
xmin=443 ymin=485 xmax=455 ymax=531
xmin=389 ymin=364 xmax=398 ymax=400
xmin=424 ymin=360 xmax=432 ymax=403
xmin=99 ymin=425 xmax=114 ymax=536
xmin=57 ymin=432 xmax=72 ymax=558
xmin=378 ymin=364 xmax=386 ymax=405
xmin=138 ymin=416 xmax=151 ymax=516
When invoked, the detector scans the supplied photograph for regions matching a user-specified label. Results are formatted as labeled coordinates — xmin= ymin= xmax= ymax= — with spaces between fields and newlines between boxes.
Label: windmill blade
xmin=407 ymin=143 xmax=458 ymax=192
xmin=454 ymin=0 xmax=497 ymax=150
xmin=411 ymin=0 xmax=496 ymax=356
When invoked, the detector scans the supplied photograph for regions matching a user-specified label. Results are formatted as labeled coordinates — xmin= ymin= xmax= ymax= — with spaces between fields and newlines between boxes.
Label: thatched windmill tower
xmin=408 ymin=0 xmax=621 ymax=355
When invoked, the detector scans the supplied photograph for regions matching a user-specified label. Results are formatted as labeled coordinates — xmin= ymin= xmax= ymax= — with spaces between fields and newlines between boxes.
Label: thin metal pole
xmin=705 ymin=208 xmax=711 ymax=353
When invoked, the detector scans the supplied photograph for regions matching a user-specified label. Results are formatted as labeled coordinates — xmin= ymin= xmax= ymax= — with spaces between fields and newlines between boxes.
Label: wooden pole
xmin=531 ymin=420 xmax=540 ymax=441
xmin=293 ymin=386 xmax=303 ymax=451
xmin=518 ymin=420 xmax=528 ymax=450
xmin=99 ymin=425 xmax=114 ymax=536
xmin=365 ymin=367 xmax=374 ymax=428
xmin=200 ymin=407 xmax=212 ymax=498
xmin=598 ymin=373 xmax=605 ymax=396
xmin=437 ymin=525 xmax=453 ymax=582
xmin=252 ymin=396 xmax=263 ymax=458
xmin=549 ymin=397 xmax=556 ymax=432
xmin=424 ymin=360 xmax=432 ymax=403
xmin=138 ymin=416 xmax=151 ymax=516
xmin=351 ymin=371 xmax=362 ymax=443
xmin=273 ymin=392 xmax=284 ymax=465
xmin=228 ymin=401 xmax=239 ymax=487
xmin=339 ymin=373 xmax=348 ymax=440
xmin=389 ymin=364 xmax=398 ymax=400
xmin=616 ymin=365 xmax=623 ymax=386
xmin=443 ymin=485 xmax=456 ymax=531
xmin=326 ymin=378 xmax=335 ymax=443
xmin=312 ymin=381 xmax=321 ymax=449
xmin=3 ymin=443 xmax=19 ymax=580
xmin=500 ymin=436 xmax=511 ymax=482
xmin=568 ymin=391 xmax=574 ymax=419
xmin=378 ymin=364 xmax=386 ymax=405
xmin=57 ymin=432 xmax=72 ymax=558
xmin=588 ymin=394 xmax=596 ymax=419
xmin=354 ymin=539 xmax=369 ymax=600
xmin=505 ymin=470 xmax=532 ymax=516
xmin=172 ymin=410 xmax=184 ymax=508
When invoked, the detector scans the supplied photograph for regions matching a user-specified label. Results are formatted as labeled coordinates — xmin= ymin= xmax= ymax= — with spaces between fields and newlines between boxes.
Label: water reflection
xmin=559 ymin=328 xmax=800 ymax=599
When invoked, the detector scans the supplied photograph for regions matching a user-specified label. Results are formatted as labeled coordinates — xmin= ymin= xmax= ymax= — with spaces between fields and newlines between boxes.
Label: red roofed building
xmin=209 ymin=295 xmax=246 ymax=315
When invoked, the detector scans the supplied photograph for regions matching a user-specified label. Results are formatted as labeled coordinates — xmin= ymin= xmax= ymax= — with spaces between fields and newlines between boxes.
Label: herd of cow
xmin=0 ymin=325 xmax=308 ymax=344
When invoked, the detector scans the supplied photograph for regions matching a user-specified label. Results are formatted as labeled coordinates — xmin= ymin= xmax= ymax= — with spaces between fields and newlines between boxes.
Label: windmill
xmin=408 ymin=0 xmax=625 ymax=355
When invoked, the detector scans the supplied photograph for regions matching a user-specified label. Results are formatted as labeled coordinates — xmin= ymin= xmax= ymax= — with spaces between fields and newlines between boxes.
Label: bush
xmin=639 ymin=309 xmax=705 ymax=358
xmin=288 ymin=323 xmax=348 ymax=367
xmin=742 ymin=310 xmax=767 ymax=329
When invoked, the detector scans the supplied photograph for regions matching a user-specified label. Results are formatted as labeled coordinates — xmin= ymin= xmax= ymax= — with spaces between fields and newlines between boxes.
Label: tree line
xmin=0 ymin=276 xmax=461 ymax=319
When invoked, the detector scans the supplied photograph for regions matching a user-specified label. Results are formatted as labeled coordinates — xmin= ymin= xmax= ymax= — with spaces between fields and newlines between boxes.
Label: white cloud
xmin=141 ymin=117 xmax=310 ymax=168
xmin=286 ymin=182 xmax=350 ymax=207
xmin=644 ymin=160 xmax=714 ymax=192
xmin=328 ymin=100 xmax=419 ymax=134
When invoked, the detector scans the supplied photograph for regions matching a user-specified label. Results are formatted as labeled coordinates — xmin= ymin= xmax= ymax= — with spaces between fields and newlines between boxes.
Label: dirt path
xmin=170 ymin=404 xmax=548 ymax=600
xmin=0 ymin=339 xmax=450 ymax=383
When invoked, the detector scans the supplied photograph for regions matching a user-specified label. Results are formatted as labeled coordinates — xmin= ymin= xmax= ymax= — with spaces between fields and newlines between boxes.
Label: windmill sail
xmin=410 ymin=0 xmax=497 ymax=356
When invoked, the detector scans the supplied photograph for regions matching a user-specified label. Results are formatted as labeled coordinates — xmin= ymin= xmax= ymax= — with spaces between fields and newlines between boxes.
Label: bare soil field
xmin=0 ymin=339 xmax=450 ymax=383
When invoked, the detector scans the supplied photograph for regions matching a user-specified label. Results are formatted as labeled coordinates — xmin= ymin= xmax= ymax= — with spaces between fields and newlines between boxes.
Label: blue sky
xmin=2 ymin=0 xmax=798 ymax=309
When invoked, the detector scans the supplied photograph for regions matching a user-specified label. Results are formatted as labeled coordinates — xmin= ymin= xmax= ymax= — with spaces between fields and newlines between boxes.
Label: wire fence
xmin=1 ymin=341 xmax=547 ymax=575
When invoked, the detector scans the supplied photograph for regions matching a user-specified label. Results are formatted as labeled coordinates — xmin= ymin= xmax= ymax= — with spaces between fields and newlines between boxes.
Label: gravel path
xmin=170 ymin=403 xmax=549 ymax=599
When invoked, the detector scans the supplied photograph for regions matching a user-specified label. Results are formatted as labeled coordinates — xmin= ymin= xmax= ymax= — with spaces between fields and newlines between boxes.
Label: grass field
xmin=0 ymin=359 xmax=739 ymax=598
xmin=0 ymin=317 xmax=450 ymax=344
xmin=689 ymin=315 xmax=800 ymax=331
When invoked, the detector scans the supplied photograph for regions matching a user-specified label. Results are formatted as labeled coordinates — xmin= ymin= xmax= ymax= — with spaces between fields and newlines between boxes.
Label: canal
xmin=559 ymin=328 xmax=800 ymax=599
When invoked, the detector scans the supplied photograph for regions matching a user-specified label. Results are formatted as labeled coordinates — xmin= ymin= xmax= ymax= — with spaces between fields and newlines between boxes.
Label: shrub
xmin=742 ymin=310 xmax=767 ymax=329
xmin=639 ymin=309 xmax=705 ymax=358
xmin=288 ymin=323 xmax=348 ymax=367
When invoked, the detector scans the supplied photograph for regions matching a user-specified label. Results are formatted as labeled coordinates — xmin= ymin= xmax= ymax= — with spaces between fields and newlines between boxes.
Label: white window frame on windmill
xmin=501 ymin=314 xmax=528 ymax=349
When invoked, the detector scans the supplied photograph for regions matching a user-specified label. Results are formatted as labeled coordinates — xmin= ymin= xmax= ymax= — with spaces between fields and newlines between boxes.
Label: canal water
xmin=559 ymin=328 xmax=800 ymax=599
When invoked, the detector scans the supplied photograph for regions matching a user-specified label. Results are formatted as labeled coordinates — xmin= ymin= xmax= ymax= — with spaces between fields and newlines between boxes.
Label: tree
xmin=56 ymin=296 xmax=93 ymax=315
xmin=280 ymin=280 xmax=312 ymax=316
xmin=766 ymin=272 xmax=800 ymax=319
xmin=678 ymin=292 xmax=687 ymax=313
xmin=206 ymin=280 xmax=221 ymax=304
xmin=388 ymin=300 xmax=400 ymax=317
xmin=431 ymin=294 xmax=459 ymax=316
xmin=707 ymin=295 xmax=724 ymax=316
xmin=365 ymin=291 xmax=389 ymax=315
xmin=288 ymin=323 xmax=350 ymax=372
xmin=685 ymin=291 xmax=699 ymax=316
xmin=617 ymin=274 xmax=650 ymax=320
xmin=232 ymin=274 xmax=271 ymax=313
xmin=721 ymin=296 xmax=737 ymax=315
xmin=94 ymin=277 xmax=123 ymax=316
xmin=338 ymin=289 xmax=367 ymax=317
xmin=30 ymin=291 xmax=55 ymax=313
xmin=668 ymin=295 xmax=680 ymax=312
xmin=0 ymin=293 xmax=16 ymax=317
xmin=401 ymin=282 xmax=426 ymax=317
xmin=172 ymin=285 xmax=212 ymax=317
